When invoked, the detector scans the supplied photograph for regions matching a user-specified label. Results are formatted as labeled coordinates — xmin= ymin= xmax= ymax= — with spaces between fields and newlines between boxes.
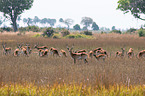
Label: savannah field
xmin=0 ymin=32 xmax=145 ymax=95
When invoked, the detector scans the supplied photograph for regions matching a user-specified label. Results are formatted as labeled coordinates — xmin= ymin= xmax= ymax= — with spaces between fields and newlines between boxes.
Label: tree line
xmin=0 ymin=0 xmax=144 ymax=32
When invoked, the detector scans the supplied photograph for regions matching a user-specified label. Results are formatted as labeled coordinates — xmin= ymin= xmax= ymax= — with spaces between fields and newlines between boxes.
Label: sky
xmin=2 ymin=0 xmax=145 ymax=30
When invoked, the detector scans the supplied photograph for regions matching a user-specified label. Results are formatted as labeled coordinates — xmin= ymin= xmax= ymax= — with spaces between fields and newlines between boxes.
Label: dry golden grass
xmin=0 ymin=32 xmax=145 ymax=88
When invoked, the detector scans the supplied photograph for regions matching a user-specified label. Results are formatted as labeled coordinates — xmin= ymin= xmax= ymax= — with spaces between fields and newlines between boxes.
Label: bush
xmin=110 ymin=30 xmax=122 ymax=34
xmin=52 ymin=34 xmax=61 ymax=39
xmin=43 ymin=27 xmax=55 ymax=37
xmin=138 ymin=29 xmax=145 ymax=37
xmin=126 ymin=28 xmax=136 ymax=34
xmin=27 ymin=26 xmax=40 ymax=32
xmin=0 ymin=28 xmax=3 ymax=33
xmin=65 ymin=34 xmax=93 ymax=39
xmin=81 ymin=30 xmax=93 ymax=35
xmin=61 ymin=29 xmax=70 ymax=37
xmin=33 ymin=34 xmax=41 ymax=37
xmin=19 ymin=27 xmax=27 ymax=32
xmin=1 ymin=27 xmax=13 ymax=32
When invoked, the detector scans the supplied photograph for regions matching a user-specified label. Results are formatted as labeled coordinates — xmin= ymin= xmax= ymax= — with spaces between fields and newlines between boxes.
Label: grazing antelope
xmin=49 ymin=47 xmax=60 ymax=57
xmin=137 ymin=50 xmax=145 ymax=58
xmin=127 ymin=48 xmax=134 ymax=58
xmin=96 ymin=50 xmax=108 ymax=57
xmin=66 ymin=45 xmax=88 ymax=64
xmin=17 ymin=44 xmax=29 ymax=57
xmin=116 ymin=48 xmax=125 ymax=57
xmin=34 ymin=44 xmax=48 ymax=50
xmin=93 ymin=54 xmax=107 ymax=61
xmin=38 ymin=49 xmax=49 ymax=57
xmin=60 ymin=49 xmax=67 ymax=57
xmin=2 ymin=43 xmax=12 ymax=55
xmin=13 ymin=44 xmax=21 ymax=57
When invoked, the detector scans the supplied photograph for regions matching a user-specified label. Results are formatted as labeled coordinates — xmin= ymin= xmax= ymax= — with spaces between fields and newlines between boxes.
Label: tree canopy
xmin=92 ymin=22 xmax=99 ymax=30
xmin=117 ymin=0 xmax=145 ymax=20
xmin=0 ymin=0 xmax=34 ymax=31
xmin=81 ymin=17 xmax=93 ymax=30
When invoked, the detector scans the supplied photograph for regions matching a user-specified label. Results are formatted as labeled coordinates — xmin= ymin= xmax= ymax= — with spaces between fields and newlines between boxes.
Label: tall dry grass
xmin=0 ymin=33 xmax=145 ymax=88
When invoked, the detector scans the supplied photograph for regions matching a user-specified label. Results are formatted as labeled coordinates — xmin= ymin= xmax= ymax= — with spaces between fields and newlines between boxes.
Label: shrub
xmin=19 ymin=27 xmax=27 ymax=32
xmin=65 ymin=34 xmax=93 ymax=39
xmin=138 ymin=29 xmax=145 ymax=37
xmin=33 ymin=34 xmax=41 ymax=37
xmin=110 ymin=30 xmax=122 ymax=34
xmin=126 ymin=28 xmax=136 ymax=34
xmin=27 ymin=26 xmax=40 ymax=32
xmin=0 ymin=28 xmax=3 ymax=33
xmin=52 ymin=34 xmax=61 ymax=39
xmin=61 ymin=29 xmax=70 ymax=37
xmin=43 ymin=27 xmax=55 ymax=37
xmin=82 ymin=30 xmax=93 ymax=35
xmin=1 ymin=27 xmax=13 ymax=32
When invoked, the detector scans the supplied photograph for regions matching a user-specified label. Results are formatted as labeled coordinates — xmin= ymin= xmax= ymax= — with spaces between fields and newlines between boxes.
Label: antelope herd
xmin=1 ymin=42 xmax=145 ymax=64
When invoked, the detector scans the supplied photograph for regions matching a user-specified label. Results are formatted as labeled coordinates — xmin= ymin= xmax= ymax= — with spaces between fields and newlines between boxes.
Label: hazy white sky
xmin=2 ymin=0 xmax=145 ymax=29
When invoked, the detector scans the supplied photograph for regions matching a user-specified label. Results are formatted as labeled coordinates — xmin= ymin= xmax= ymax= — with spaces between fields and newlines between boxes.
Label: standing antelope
xmin=93 ymin=47 xmax=102 ymax=53
xmin=49 ymin=47 xmax=60 ymax=57
xmin=127 ymin=48 xmax=134 ymax=58
xmin=2 ymin=43 xmax=12 ymax=55
xmin=137 ymin=50 xmax=145 ymax=58
xmin=93 ymin=54 xmax=107 ymax=61
xmin=75 ymin=49 xmax=87 ymax=53
xmin=22 ymin=44 xmax=32 ymax=54
xmin=34 ymin=44 xmax=48 ymax=50
xmin=60 ymin=49 xmax=67 ymax=57
xmin=17 ymin=44 xmax=29 ymax=56
xmin=89 ymin=50 xmax=93 ymax=58
xmin=116 ymin=48 xmax=125 ymax=57
xmin=66 ymin=45 xmax=88 ymax=64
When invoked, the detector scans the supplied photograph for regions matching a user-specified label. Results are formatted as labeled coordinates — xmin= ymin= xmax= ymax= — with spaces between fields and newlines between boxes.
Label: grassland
xmin=0 ymin=32 xmax=145 ymax=95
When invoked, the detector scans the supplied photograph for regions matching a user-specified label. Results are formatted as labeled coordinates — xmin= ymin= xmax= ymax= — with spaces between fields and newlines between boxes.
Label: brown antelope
xmin=66 ymin=45 xmax=88 ymax=64
xmin=60 ymin=49 xmax=67 ymax=57
xmin=88 ymin=50 xmax=93 ymax=58
xmin=34 ymin=44 xmax=48 ymax=50
xmin=137 ymin=50 xmax=145 ymax=58
xmin=38 ymin=49 xmax=49 ymax=57
xmin=93 ymin=47 xmax=102 ymax=53
xmin=75 ymin=49 xmax=87 ymax=53
xmin=2 ymin=43 xmax=12 ymax=55
xmin=17 ymin=44 xmax=29 ymax=57
xmin=13 ymin=44 xmax=21 ymax=57
xmin=49 ymin=47 xmax=60 ymax=56
xmin=22 ymin=44 xmax=32 ymax=54
xmin=116 ymin=48 xmax=125 ymax=57
xmin=127 ymin=48 xmax=134 ymax=58
xmin=93 ymin=54 xmax=107 ymax=61
xmin=96 ymin=50 xmax=108 ymax=57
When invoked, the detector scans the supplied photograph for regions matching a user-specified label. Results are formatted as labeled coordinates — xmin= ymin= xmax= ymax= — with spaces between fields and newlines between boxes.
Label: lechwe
xmin=66 ymin=45 xmax=88 ymax=64
xmin=60 ymin=49 xmax=67 ymax=57
xmin=137 ymin=50 xmax=145 ymax=58
xmin=2 ymin=42 xmax=12 ymax=55
xmin=116 ymin=48 xmax=125 ymax=57
xmin=127 ymin=48 xmax=134 ymax=58
xmin=93 ymin=54 xmax=107 ymax=61
xmin=49 ymin=47 xmax=60 ymax=57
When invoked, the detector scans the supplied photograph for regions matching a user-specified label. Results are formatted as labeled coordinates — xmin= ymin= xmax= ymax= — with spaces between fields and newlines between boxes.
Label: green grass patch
xmin=64 ymin=34 xmax=95 ymax=39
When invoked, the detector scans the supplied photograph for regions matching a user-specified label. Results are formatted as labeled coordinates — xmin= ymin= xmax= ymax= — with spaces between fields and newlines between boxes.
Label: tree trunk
xmin=11 ymin=17 xmax=18 ymax=32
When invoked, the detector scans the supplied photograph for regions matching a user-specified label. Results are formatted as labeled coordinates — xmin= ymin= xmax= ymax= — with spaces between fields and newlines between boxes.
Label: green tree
xmin=33 ymin=16 xmax=40 ymax=26
xmin=81 ymin=17 xmax=93 ymax=30
xmin=117 ymin=0 xmax=145 ymax=20
xmin=47 ymin=19 xmax=56 ymax=27
xmin=40 ymin=18 xmax=48 ymax=27
xmin=23 ymin=17 xmax=33 ymax=26
xmin=92 ymin=22 xmax=99 ymax=30
xmin=59 ymin=18 xmax=73 ymax=30
xmin=112 ymin=26 xmax=116 ymax=30
xmin=0 ymin=0 xmax=34 ymax=32
xmin=73 ymin=24 xmax=81 ymax=30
